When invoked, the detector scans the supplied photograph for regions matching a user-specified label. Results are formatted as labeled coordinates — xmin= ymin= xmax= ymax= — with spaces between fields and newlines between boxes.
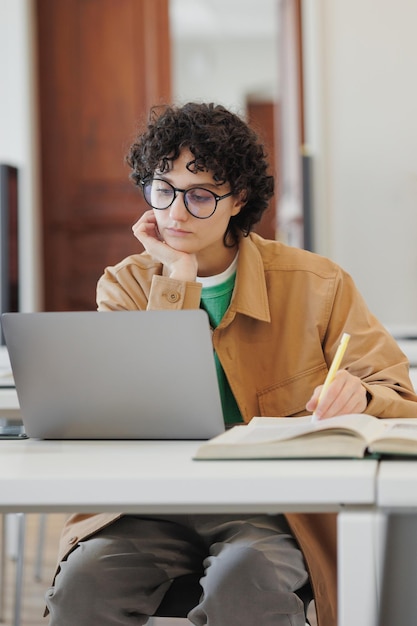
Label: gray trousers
xmin=46 ymin=513 xmax=311 ymax=625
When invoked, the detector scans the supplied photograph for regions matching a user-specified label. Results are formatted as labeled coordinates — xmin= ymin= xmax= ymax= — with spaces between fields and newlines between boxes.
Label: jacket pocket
xmin=257 ymin=363 xmax=328 ymax=417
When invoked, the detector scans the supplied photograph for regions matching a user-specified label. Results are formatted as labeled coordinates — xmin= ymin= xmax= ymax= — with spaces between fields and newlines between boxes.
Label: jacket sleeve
xmin=96 ymin=259 xmax=202 ymax=311
xmin=324 ymin=269 xmax=417 ymax=418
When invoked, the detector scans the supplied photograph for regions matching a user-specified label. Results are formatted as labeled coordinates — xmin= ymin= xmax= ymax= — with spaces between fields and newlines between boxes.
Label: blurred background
xmin=0 ymin=0 xmax=416 ymax=326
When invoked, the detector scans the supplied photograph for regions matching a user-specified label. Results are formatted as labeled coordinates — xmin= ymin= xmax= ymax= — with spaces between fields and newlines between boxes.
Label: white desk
xmin=0 ymin=346 xmax=13 ymax=383
xmin=0 ymin=343 xmax=382 ymax=625
xmin=0 ymin=438 xmax=378 ymax=626
xmin=0 ymin=387 xmax=19 ymax=411
xmin=0 ymin=345 xmax=19 ymax=421
xmin=0 ymin=439 xmax=377 ymax=513
xmin=378 ymin=461 xmax=417 ymax=509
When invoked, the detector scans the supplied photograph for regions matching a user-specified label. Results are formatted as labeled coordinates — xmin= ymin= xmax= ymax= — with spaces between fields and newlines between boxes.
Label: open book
xmin=194 ymin=414 xmax=417 ymax=460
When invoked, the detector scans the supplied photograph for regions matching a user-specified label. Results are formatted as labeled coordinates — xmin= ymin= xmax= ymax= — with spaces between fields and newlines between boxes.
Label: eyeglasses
xmin=141 ymin=178 xmax=233 ymax=219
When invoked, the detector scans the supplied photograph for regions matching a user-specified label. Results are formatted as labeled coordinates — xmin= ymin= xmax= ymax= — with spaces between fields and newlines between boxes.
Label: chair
xmin=153 ymin=573 xmax=203 ymax=618
xmin=146 ymin=617 xmax=185 ymax=626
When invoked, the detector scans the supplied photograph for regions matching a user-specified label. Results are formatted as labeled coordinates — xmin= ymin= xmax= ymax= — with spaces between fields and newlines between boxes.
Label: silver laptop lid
xmin=1 ymin=310 xmax=225 ymax=440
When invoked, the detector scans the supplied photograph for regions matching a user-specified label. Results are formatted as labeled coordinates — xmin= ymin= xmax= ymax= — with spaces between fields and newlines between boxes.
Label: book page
xmin=245 ymin=414 xmax=386 ymax=444
xmin=381 ymin=421 xmax=417 ymax=439
xmin=195 ymin=416 xmax=417 ymax=460
xmin=369 ymin=419 xmax=417 ymax=454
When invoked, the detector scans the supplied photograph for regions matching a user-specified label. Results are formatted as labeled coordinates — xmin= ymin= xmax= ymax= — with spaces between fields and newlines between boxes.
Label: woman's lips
xmin=165 ymin=227 xmax=192 ymax=237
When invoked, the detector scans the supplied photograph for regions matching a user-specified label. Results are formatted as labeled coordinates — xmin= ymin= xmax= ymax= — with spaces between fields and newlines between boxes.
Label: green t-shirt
xmin=200 ymin=273 xmax=243 ymax=426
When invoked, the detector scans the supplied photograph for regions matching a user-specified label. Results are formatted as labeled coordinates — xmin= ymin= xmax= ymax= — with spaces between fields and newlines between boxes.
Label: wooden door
xmin=36 ymin=0 xmax=171 ymax=311
xmin=246 ymin=100 xmax=281 ymax=241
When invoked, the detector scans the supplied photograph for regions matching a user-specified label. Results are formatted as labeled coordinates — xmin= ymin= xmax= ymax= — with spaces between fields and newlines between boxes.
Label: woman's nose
xmin=169 ymin=192 xmax=188 ymax=220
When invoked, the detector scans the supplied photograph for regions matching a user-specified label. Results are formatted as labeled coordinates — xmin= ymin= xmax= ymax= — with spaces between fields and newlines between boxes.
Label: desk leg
xmin=378 ymin=513 xmax=417 ymax=626
xmin=338 ymin=509 xmax=385 ymax=626
xmin=0 ymin=514 xmax=5 ymax=622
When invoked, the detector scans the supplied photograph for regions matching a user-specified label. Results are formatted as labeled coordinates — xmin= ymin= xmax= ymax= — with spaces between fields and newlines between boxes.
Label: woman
xmin=46 ymin=102 xmax=417 ymax=626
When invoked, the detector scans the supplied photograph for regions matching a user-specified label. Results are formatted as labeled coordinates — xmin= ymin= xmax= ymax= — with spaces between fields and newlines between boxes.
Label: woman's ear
xmin=231 ymin=190 xmax=247 ymax=216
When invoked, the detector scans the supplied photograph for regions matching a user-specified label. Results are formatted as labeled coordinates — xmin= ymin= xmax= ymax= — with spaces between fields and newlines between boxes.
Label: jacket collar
xmin=226 ymin=234 xmax=271 ymax=323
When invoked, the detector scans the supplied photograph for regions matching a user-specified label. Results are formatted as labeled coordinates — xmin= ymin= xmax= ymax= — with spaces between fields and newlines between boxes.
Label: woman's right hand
xmin=132 ymin=211 xmax=198 ymax=282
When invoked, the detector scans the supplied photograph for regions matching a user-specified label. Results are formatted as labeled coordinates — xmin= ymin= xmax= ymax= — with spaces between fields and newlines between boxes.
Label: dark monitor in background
xmin=0 ymin=164 xmax=19 ymax=344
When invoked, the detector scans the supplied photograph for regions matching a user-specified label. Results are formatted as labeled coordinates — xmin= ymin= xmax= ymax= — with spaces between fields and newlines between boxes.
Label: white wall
xmin=305 ymin=0 xmax=417 ymax=326
xmin=172 ymin=38 xmax=280 ymax=114
xmin=169 ymin=0 xmax=280 ymax=114
xmin=0 ymin=0 xmax=41 ymax=311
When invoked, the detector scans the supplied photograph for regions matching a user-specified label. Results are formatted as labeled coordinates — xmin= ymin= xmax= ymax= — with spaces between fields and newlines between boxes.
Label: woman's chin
xmin=163 ymin=238 xmax=195 ymax=254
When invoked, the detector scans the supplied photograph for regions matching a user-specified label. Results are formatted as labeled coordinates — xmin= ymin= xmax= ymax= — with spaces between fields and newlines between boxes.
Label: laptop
xmin=0 ymin=310 xmax=225 ymax=440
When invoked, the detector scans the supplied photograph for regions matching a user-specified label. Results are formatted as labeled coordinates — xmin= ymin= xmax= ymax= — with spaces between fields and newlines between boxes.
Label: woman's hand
xmin=132 ymin=211 xmax=198 ymax=282
xmin=306 ymin=370 xmax=368 ymax=419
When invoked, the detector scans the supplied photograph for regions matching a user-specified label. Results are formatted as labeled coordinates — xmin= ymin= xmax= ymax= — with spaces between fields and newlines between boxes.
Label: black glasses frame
xmin=141 ymin=178 xmax=233 ymax=219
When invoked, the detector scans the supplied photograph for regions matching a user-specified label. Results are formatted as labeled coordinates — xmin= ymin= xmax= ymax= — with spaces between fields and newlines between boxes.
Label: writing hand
xmin=132 ymin=211 xmax=198 ymax=281
xmin=306 ymin=370 xmax=368 ymax=419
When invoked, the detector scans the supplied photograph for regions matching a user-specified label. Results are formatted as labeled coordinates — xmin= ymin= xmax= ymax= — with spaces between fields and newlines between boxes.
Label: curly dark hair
xmin=127 ymin=102 xmax=274 ymax=245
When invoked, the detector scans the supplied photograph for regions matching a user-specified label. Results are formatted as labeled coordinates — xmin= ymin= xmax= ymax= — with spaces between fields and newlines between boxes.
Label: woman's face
xmin=152 ymin=148 xmax=243 ymax=275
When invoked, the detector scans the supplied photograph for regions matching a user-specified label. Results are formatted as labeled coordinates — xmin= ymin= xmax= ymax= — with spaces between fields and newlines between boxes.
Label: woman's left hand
xmin=132 ymin=211 xmax=198 ymax=281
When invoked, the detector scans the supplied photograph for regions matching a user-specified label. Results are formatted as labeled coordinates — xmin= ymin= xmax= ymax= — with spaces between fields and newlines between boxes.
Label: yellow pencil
xmin=311 ymin=333 xmax=351 ymax=422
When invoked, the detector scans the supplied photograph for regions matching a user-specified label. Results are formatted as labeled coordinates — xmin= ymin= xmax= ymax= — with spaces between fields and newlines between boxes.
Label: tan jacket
xmin=55 ymin=234 xmax=417 ymax=626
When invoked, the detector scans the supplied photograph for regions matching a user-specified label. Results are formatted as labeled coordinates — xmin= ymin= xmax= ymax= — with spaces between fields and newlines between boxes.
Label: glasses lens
xmin=144 ymin=179 xmax=175 ymax=210
xmin=184 ymin=188 xmax=216 ymax=218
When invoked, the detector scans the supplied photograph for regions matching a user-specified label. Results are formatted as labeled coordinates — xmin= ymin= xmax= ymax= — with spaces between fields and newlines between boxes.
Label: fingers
xmin=132 ymin=211 xmax=160 ymax=245
xmin=132 ymin=211 xmax=171 ymax=262
xmin=305 ymin=386 xmax=322 ymax=414
xmin=306 ymin=370 xmax=368 ymax=420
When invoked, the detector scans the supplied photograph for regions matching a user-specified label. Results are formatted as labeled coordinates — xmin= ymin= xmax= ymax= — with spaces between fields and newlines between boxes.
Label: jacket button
xmin=68 ymin=536 xmax=78 ymax=544
xmin=167 ymin=291 xmax=180 ymax=303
